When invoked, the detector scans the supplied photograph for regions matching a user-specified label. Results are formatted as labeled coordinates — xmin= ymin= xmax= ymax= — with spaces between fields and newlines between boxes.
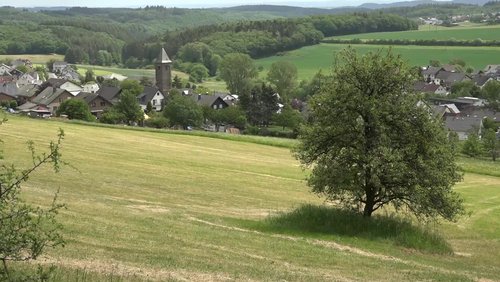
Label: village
xmin=1 ymin=48 xmax=499 ymax=139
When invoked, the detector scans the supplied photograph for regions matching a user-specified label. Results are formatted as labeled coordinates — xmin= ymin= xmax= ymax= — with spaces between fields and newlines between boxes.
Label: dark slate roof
xmin=472 ymin=75 xmax=493 ymax=87
xmin=46 ymin=78 xmax=69 ymax=88
xmin=16 ymin=84 xmax=39 ymax=98
xmin=32 ymin=87 xmax=70 ymax=105
xmin=0 ymin=82 xmax=18 ymax=97
xmin=445 ymin=116 xmax=483 ymax=132
xmin=422 ymin=84 xmax=443 ymax=93
xmin=191 ymin=94 xmax=228 ymax=108
xmin=137 ymin=86 xmax=161 ymax=105
xmin=96 ymin=86 xmax=121 ymax=103
xmin=76 ymin=92 xmax=98 ymax=104
xmin=421 ymin=66 xmax=441 ymax=76
xmin=461 ymin=108 xmax=500 ymax=121
xmin=413 ymin=81 xmax=427 ymax=91
xmin=444 ymin=73 xmax=469 ymax=85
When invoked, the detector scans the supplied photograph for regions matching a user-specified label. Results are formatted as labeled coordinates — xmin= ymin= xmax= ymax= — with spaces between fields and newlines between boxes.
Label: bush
xmin=145 ymin=116 xmax=169 ymax=129
xmin=100 ymin=108 xmax=124 ymax=124
xmin=56 ymin=99 xmax=94 ymax=121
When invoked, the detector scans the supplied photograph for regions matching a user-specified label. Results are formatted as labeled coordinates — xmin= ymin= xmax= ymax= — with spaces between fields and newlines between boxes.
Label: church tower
xmin=155 ymin=48 xmax=172 ymax=94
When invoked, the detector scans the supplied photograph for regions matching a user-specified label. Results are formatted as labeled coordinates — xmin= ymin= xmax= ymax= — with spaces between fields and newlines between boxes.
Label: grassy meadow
xmin=0 ymin=54 xmax=64 ymax=64
xmin=256 ymin=43 xmax=500 ymax=80
xmin=327 ymin=24 xmax=500 ymax=41
xmin=1 ymin=115 xmax=499 ymax=281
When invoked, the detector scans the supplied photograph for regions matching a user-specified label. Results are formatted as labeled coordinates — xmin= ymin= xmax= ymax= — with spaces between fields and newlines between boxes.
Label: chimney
xmin=198 ymin=94 xmax=201 ymax=101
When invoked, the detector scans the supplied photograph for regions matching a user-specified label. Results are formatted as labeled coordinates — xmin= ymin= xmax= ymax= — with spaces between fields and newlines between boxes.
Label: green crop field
xmin=1 ymin=115 xmax=499 ymax=281
xmin=0 ymin=54 xmax=64 ymax=64
xmin=256 ymin=43 xmax=500 ymax=80
xmin=76 ymin=65 xmax=189 ymax=81
xmin=327 ymin=24 xmax=500 ymax=41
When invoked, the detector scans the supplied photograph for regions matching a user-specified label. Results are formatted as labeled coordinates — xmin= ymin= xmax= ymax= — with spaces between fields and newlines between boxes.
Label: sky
xmin=4 ymin=0 xmax=428 ymax=8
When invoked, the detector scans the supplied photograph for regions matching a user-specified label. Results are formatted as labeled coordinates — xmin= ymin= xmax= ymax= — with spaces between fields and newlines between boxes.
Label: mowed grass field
xmin=0 ymin=54 xmax=64 ymax=64
xmin=76 ymin=65 xmax=189 ymax=81
xmin=256 ymin=43 xmax=500 ymax=80
xmin=1 ymin=115 xmax=499 ymax=281
xmin=326 ymin=24 xmax=500 ymax=41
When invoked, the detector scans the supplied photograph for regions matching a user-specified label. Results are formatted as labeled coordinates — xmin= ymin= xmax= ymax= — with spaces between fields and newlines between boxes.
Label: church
xmin=137 ymin=48 xmax=172 ymax=112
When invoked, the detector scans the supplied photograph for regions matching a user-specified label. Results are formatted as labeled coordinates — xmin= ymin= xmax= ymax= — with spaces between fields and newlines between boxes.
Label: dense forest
xmin=1 ymin=2 xmax=499 ymax=67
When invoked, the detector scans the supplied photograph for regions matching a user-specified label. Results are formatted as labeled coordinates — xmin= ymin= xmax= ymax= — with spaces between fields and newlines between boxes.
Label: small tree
xmin=273 ymin=105 xmax=302 ymax=131
xmin=0 ymin=124 xmax=66 ymax=279
xmin=145 ymin=101 xmax=153 ymax=114
xmin=115 ymin=90 xmax=144 ymax=125
xmin=462 ymin=133 xmax=482 ymax=158
xmin=267 ymin=61 xmax=298 ymax=102
xmin=56 ymin=99 xmax=94 ymax=121
xmin=84 ymin=69 xmax=95 ymax=83
xmin=482 ymin=129 xmax=499 ymax=161
xmin=163 ymin=95 xmax=202 ymax=129
xmin=295 ymin=48 xmax=464 ymax=220
xmin=219 ymin=53 xmax=257 ymax=95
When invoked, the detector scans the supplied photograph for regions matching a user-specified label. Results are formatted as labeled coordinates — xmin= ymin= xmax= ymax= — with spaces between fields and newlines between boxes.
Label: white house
xmin=137 ymin=86 xmax=165 ymax=112
xmin=83 ymin=82 xmax=100 ymax=93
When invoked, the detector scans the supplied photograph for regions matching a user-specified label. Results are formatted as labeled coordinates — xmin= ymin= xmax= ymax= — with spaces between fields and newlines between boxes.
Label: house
xmin=96 ymin=86 xmax=122 ymax=105
xmin=82 ymin=82 xmax=100 ymax=93
xmin=53 ymin=62 xmax=68 ymax=73
xmin=0 ymin=82 xmax=18 ymax=100
xmin=76 ymin=92 xmax=113 ymax=117
xmin=45 ymin=78 xmax=82 ymax=96
xmin=17 ymin=72 xmax=42 ymax=87
xmin=421 ymin=66 xmax=441 ymax=82
xmin=434 ymin=71 xmax=470 ymax=88
xmin=421 ymin=84 xmax=448 ymax=95
xmin=483 ymin=65 xmax=500 ymax=75
xmin=472 ymin=75 xmax=494 ymax=89
xmin=460 ymin=108 xmax=500 ymax=123
xmin=60 ymin=66 xmax=80 ymax=81
xmin=0 ymin=92 xmax=16 ymax=104
xmin=445 ymin=116 xmax=483 ymax=140
xmin=29 ymin=87 xmax=73 ymax=114
xmin=0 ymin=64 xmax=11 ymax=75
xmin=18 ymin=102 xmax=52 ymax=118
xmin=15 ymin=84 xmax=39 ymax=104
xmin=192 ymin=94 xmax=229 ymax=110
xmin=137 ymin=86 xmax=165 ymax=112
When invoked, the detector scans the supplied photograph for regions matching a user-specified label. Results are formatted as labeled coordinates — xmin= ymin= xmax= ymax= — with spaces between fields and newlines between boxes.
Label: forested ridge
xmin=0 ymin=5 xmax=417 ymax=68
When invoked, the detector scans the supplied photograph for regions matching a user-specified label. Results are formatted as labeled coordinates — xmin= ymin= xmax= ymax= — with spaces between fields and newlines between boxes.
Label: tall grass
xmin=257 ymin=205 xmax=452 ymax=254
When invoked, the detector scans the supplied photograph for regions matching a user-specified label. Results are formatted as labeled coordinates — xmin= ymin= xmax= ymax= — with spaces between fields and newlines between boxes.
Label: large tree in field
xmin=219 ymin=53 xmax=257 ymax=95
xmin=267 ymin=61 xmax=298 ymax=102
xmin=295 ymin=48 xmax=465 ymax=220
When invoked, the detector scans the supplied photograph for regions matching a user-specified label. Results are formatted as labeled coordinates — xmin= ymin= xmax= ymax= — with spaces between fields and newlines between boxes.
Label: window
xmin=100 ymin=101 xmax=106 ymax=106
xmin=219 ymin=104 xmax=223 ymax=109
xmin=91 ymin=102 xmax=96 ymax=107
xmin=213 ymin=105 xmax=217 ymax=109
xmin=152 ymin=100 xmax=156 ymax=105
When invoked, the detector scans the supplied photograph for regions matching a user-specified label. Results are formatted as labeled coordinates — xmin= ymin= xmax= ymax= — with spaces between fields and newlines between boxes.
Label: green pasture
xmin=256 ymin=43 xmax=500 ymax=80
xmin=0 ymin=54 xmax=64 ymax=64
xmin=328 ymin=24 xmax=500 ymax=41
xmin=1 ymin=115 xmax=499 ymax=281
xmin=76 ymin=65 xmax=189 ymax=81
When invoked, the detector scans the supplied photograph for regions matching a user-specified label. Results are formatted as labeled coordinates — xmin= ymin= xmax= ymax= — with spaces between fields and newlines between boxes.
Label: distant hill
xmin=220 ymin=5 xmax=367 ymax=17
xmin=359 ymin=0 xmax=490 ymax=9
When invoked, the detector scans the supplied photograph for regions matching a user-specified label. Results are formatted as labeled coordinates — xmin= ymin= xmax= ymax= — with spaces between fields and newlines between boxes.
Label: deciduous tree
xmin=219 ymin=53 xmax=257 ymax=95
xmin=267 ymin=61 xmax=298 ymax=102
xmin=295 ymin=48 xmax=464 ymax=220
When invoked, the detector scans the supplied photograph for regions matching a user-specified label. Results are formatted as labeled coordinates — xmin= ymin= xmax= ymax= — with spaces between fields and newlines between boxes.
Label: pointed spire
xmin=157 ymin=48 xmax=172 ymax=64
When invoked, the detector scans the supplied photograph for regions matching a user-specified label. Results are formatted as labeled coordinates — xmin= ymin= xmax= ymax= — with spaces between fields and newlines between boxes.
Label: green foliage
xmin=266 ymin=61 xmax=298 ymax=102
xmin=481 ymin=80 xmax=500 ymax=111
xmin=260 ymin=204 xmax=452 ymax=254
xmin=482 ymin=129 xmax=499 ymax=161
xmin=273 ymin=105 xmax=303 ymax=131
xmin=115 ymin=90 xmax=144 ymax=125
xmin=144 ymin=115 xmax=169 ymax=129
xmin=462 ymin=133 xmax=482 ymax=157
xmin=450 ymin=80 xmax=481 ymax=98
xmin=56 ymin=99 xmax=94 ymax=122
xmin=145 ymin=101 xmax=153 ymax=114
xmin=219 ymin=53 xmax=257 ymax=95
xmin=295 ymin=48 xmax=464 ymax=220
xmin=188 ymin=63 xmax=209 ymax=83
xmin=172 ymin=75 xmax=183 ymax=89
xmin=84 ymin=69 xmax=95 ymax=83
xmin=0 ymin=128 xmax=66 ymax=280
xmin=240 ymin=83 xmax=279 ymax=127
xmin=163 ymin=95 xmax=203 ymax=129
xmin=99 ymin=108 xmax=125 ymax=124
xmin=120 ymin=79 xmax=144 ymax=96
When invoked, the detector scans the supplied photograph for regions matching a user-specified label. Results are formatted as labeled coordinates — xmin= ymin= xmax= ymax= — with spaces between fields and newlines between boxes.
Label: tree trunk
xmin=363 ymin=189 xmax=375 ymax=217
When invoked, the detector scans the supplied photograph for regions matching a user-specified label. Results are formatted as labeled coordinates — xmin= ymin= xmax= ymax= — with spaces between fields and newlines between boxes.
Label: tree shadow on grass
xmin=258 ymin=204 xmax=452 ymax=254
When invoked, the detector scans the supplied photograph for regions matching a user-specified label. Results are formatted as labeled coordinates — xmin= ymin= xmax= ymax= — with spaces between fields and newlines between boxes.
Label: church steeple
xmin=155 ymin=48 xmax=172 ymax=94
